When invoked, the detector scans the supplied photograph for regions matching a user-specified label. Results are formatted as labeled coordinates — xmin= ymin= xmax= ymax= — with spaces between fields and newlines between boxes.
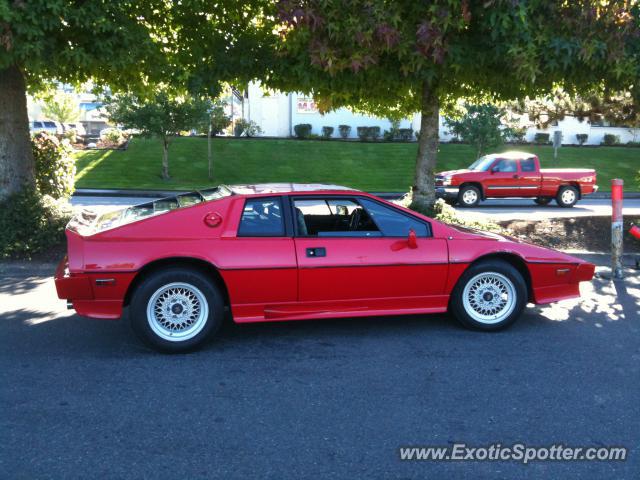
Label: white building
xmin=241 ymin=82 xmax=639 ymax=145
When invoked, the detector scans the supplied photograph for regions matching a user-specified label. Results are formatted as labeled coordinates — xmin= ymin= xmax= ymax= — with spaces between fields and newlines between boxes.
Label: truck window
xmin=521 ymin=158 xmax=536 ymax=172
xmin=493 ymin=159 xmax=517 ymax=172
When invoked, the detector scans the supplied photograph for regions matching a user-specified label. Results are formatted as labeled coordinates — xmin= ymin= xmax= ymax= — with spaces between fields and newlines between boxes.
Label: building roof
xmin=226 ymin=183 xmax=359 ymax=195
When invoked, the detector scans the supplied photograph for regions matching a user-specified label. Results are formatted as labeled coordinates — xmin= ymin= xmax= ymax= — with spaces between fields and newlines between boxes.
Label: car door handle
xmin=306 ymin=247 xmax=326 ymax=258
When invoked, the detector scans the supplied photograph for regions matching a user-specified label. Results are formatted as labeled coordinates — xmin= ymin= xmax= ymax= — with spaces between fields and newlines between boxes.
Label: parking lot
xmin=1 ymin=256 xmax=639 ymax=478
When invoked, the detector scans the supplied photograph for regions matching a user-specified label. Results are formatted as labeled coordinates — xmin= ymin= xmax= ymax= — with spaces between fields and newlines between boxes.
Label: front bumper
xmin=435 ymin=186 xmax=460 ymax=200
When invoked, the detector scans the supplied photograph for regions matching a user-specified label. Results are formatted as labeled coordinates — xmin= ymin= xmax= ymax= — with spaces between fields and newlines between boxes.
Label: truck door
xmin=484 ymin=158 xmax=520 ymax=197
xmin=518 ymin=157 xmax=541 ymax=196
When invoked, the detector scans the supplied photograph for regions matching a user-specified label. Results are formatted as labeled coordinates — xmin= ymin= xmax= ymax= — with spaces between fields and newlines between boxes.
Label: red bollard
xmin=630 ymin=225 xmax=640 ymax=240
xmin=611 ymin=179 xmax=624 ymax=279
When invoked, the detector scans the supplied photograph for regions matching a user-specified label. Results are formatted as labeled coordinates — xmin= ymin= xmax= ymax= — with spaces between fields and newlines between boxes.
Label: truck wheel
xmin=449 ymin=260 xmax=527 ymax=331
xmin=458 ymin=185 xmax=481 ymax=208
xmin=556 ymin=186 xmax=578 ymax=208
xmin=130 ymin=267 xmax=225 ymax=353
xmin=534 ymin=197 xmax=552 ymax=206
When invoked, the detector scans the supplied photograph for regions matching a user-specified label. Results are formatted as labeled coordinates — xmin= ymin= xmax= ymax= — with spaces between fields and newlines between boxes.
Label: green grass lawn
xmin=75 ymin=137 xmax=640 ymax=192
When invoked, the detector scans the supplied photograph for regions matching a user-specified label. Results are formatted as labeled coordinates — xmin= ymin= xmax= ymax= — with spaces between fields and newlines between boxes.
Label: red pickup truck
xmin=435 ymin=152 xmax=597 ymax=208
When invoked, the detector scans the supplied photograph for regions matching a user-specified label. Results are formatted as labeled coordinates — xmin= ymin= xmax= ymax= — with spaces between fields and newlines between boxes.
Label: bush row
xmin=293 ymin=123 xmax=415 ymax=142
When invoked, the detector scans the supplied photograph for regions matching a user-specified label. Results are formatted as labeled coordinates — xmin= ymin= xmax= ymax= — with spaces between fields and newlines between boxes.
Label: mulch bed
xmin=500 ymin=215 xmax=640 ymax=253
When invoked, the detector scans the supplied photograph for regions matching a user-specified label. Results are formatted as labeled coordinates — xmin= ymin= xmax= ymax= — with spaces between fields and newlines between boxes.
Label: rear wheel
xmin=130 ymin=267 xmax=224 ymax=352
xmin=458 ymin=185 xmax=481 ymax=208
xmin=556 ymin=186 xmax=578 ymax=208
xmin=449 ymin=260 xmax=527 ymax=331
xmin=534 ymin=197 xmax=552 ymax=206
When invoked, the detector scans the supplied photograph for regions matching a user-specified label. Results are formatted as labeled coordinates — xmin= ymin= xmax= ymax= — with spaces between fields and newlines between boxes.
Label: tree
xmin=269 ymin=1 xmax=640 ymax=211
xmin=196 ymin=100 xmax=231 ymax=180
xmin=445 ymin=103 xmax=514 ymax=158
xmin=0 ymin=0 xmax=274 ymax=199
xmin=104 ymin=91 xmax=212 ymax=180
xmin=41 ymin=91 xmax=81 ymax=124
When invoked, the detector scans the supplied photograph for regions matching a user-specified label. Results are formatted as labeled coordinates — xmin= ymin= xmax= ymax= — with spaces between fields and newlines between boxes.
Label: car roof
xmin=226 ymin=183 xmax=360 ymax=196
xmin=484 ymin=151 xmax=536 ymax=160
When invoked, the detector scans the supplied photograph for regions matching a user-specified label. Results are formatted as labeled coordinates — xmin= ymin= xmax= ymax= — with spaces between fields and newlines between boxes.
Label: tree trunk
xmin=411 ymin=81 xmax=439 ymax=213
xmin=161 ymin=138 xmax=170 ymax=180
xmin=0 ymin=65 xmax=35 ymax=200
xmin=207 ymin=125 xmax=213 ymax=180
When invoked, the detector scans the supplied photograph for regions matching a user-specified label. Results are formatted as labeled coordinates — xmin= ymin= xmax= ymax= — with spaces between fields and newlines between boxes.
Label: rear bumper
xmin=54 ymin=257 xmax=133 ymax=320
xmin=435 ymin=186 xmax=460 ymax=200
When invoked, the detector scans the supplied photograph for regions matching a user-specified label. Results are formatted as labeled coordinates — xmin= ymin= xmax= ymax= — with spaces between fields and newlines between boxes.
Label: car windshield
xmin=468 ymin=156 xmax=495 ymax=171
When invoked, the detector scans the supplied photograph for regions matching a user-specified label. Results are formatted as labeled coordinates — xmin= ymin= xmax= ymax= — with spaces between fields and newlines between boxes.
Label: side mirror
xmin=490 ymin=166 xmax=498 ymax=174
xmin=408 ymin=228 xmax=418 ymax=249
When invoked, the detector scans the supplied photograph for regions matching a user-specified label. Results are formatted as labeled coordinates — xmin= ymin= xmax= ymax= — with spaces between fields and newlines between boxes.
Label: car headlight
xmin=442 ymin=175 xmax=452 ymax=186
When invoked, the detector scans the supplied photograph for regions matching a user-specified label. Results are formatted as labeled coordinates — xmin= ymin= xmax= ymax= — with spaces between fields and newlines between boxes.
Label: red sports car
xmin=55 ymin=184 xmax=595 ymax=352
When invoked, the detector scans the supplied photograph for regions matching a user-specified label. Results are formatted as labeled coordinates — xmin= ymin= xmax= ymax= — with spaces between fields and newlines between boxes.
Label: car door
xmin=516 ymin=157 xmax=541 ymax=196
xmin=483 ymin=158 xmax=520 ymax=197
xmin=292 ymin=196 xmax=449 ymax=315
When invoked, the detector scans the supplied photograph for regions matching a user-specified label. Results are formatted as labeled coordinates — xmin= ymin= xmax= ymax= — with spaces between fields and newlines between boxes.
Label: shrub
xmin=602 ymin=133 xmax=620 ymax=146
xmin=321 ymin=126 xmax=334 ymax=139
xmin=0 ymin=189 xmax=73 ymax=259
xmin=368 ymin=126 xmax=381 ymax=141
xmin=338 ymin=125 xmax=351 ymax=139
xmin=356 ymin=126 xmax=369 ymax=141
xmin=626 ymin=141 xmax=640 ymax=147
xmin=533 ymin=132 xmax=550 ymax=144
xmin=210 ymin=103 xmax=231 ymax=135
xmin=508 ymin=127 xmax=527 ymax=144
xmin=100 ymin=127 xmax=125 ymax=145
xmin=294 ymin=123 xmax=313 ymax=139
xmin=32 ymin=132 xmax=75 ymax=199
xmin=398 ymin=128 xmax=414 ymax=141
xmin=575 ymin=133 xmax=588 ymax=145
xmin=233 ymin=119 xmax=262 ymax=137
xmin=61 ymin=129 xmax=77 ymax=144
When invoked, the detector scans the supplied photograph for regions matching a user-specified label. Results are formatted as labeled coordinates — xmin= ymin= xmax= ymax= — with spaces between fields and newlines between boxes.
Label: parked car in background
xmin=55 ymin=183 xmax=595 ymax=352
xmin=63 ymin=122 xmax=86 ymax=136
xmin=30 ymin=120 xmax=63 ymax=135
xmin=436 ymin=152 xmax=598 ymax=208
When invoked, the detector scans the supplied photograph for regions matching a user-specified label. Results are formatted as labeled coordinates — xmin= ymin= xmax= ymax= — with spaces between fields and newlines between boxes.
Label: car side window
xmin=358 ymin=198 xmax=430 ymax=237
xmin=520 ymin=158 xmax=536 ymax=172
xmin=238 ymin=197 xmax=284 ymax=237
xmin=293 ymin=198 xmax=381 ymax=237
xmin=493 ymin=159 xmax=517 ymax=172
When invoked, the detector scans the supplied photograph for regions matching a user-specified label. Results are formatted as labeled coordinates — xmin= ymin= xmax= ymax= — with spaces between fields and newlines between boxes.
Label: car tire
xmin=458 ymin=185 xmax=481 ymax=208
xmin=449 ymin=260 xmax=527 ymax=331
xmin=556 ymin=186 xmax=579 ymax=208
xmin=534 ymin=197 xmax=552 ymax=206
xmin=129 ymin=267 xmax=224 ymax=353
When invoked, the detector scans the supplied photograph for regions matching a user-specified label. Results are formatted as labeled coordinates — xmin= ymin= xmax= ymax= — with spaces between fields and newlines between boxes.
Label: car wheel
xmin=450 ymin=260 xmax=527 ymax=331
xmin=130 ymin=267 xmax=224 ymax=352
xmin=534 ymin=197 xmax=552 ymax=206
xmin=556 ymin=186 xmax=578 ymax=208
xmin=458 ymin=185 xmax=481 ymax=208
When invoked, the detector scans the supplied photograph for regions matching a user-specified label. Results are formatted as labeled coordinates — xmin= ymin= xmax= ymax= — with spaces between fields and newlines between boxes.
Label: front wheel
xmin=449 ymin=260 xmax=527 ymax=331
xmin=458 ymin=185 xmax=481 ymax=208
xmin=130 ymin=267 xmax=225 ymax=352
xmin=556 ymin=186 xmax=578 ymax=208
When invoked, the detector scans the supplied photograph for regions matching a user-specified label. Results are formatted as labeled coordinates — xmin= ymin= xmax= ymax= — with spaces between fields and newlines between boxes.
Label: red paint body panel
xmin=54 ymin=184 xmax=595 ymax=324
xmin=437 ymin=154 xmax=597 ymax=199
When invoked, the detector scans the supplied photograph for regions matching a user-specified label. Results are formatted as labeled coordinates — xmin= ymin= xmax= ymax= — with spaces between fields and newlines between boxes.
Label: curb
xmin=74 ymin=188 xmax=640 ymax=200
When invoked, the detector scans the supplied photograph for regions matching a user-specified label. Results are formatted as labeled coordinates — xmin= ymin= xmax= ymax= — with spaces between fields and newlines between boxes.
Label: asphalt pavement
xmin=1 ymin=256 xmax=639 ymax=478
xmin=71 ymin=195 xmax=640 ymax=221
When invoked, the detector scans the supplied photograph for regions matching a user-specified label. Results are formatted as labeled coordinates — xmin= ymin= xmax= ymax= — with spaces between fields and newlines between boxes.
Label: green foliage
xmin=321 ymin=126 xmax=334 ymax=139
xmin=31 ymin=132 xmax=75 ymax=199
xmin=338 ymin=125 xmax=351 ymax=139
xmin=0 ymin=189 xmax=73 ymax=259
xmin=41 ymin=91 xmax=80 ymax=123
xmin=508 ymin=127 xmax=528 ymax=144
xmin=576 ymin=133 xmax=589 ymax=145
xmin=294 ymin=123 xmax=313 ymax=139
xmin=356 ymin=126 xmax=381 ymax=141
xmin=234 ymin=119 xmax=262 ymax=137
xmin=209 ymin=102 xmax=231 ymax=136
xmin=445 ymin=104 xmax=513 ymax=157
xmin=398 ymin=128 xmax=414 ymax=141
xmin=100 ymin=128 xmax=126 ymax=146
xmin=534 ymin=133 xmax=551 ymax=144
xmin=602 ymin=134 xmax=620 ymax=146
